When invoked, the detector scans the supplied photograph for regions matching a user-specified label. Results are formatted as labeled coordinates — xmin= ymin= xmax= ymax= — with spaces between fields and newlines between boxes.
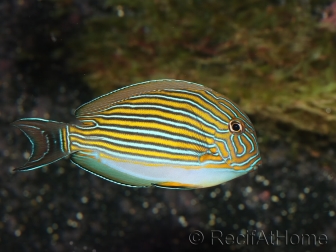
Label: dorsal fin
xmin=75 ymin=79 xmax=212 ymax=117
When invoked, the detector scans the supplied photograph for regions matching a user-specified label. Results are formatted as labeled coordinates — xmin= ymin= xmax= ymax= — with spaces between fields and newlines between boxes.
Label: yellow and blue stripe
xmin=13 ymin=79 xmax=261 ymax=189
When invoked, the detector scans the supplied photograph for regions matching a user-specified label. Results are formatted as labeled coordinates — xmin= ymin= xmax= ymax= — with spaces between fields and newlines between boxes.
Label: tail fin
xmin=12 ymin=118 xmax=70 ymax=171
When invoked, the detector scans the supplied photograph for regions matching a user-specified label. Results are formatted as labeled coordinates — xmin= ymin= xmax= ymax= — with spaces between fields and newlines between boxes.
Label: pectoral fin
xmin=199 ymin=146 xmax=224 ymax=163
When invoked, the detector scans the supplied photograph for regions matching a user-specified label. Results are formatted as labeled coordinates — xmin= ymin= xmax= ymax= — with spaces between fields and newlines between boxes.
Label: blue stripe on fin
xmin=75 ymin=79 xmax=212 ymax=117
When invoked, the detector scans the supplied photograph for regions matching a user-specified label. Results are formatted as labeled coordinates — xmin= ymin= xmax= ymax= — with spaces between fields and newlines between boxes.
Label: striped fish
xmin=12 ymin=79 xmax=261 ymax=189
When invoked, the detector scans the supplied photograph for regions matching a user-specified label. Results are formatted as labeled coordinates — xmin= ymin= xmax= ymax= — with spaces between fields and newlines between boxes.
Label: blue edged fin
xmin=75 ymin=79 xmax=212 ymax=117
xmin=151 ymin=182 xmax=197 ymax=190
xmin=12 ymin=118 xmax=69 ymax=171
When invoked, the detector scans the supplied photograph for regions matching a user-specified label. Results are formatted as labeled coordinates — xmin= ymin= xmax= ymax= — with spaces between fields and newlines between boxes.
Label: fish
xmin=12 ymin=79 xmax=261 ymax=189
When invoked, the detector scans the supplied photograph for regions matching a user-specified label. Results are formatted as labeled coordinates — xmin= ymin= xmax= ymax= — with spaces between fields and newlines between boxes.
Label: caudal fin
xmin=12 ymin=118 xmax=70 ymax=171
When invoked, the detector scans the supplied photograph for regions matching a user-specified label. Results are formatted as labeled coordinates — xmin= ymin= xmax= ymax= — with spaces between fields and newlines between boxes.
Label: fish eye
xmin=229 ymin=120 xmax=244 ymax=134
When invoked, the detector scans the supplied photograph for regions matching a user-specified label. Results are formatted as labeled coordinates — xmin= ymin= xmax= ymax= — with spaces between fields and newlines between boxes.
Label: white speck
xmin=303 ymin=187 xmax=310 ymax=194
xmin=57 ymin=167 xmax=65 ymax=175
xmin=245 ymin=186 xmax=252 ymax=194
xmin=23 ymin=151 xmax=30 ymax=159
xmin=326 ymin=108 xmax=331 ymax=113
xmin=47 ymin=227 xmax=53 ymax=234
xmin=23 ymin=190 xmax=30 ymax=197
xmin=329 ymin=211 xmax=335 ymax=217
xmin=36 ymin=195 xmax=43 ymax=203
xmin=50 ymin=33 xmax=56 ymax=42
xmin=249 ymin=219 xmax=255 ymax=225
xmin=81 ymin=196 xmax=89 ymax=204
xmin=116 ymin=5 xmax=124 ymax=17
xmin=238 ymin=204 xmax=245 ymax=210
xmin=225 ymin=191 xmax=232 ymax=198
xmin=67 ymin=219 xmax=78 ymax=228
xmin=209 ymin=213 xmax=216 ymax=220
xmin=255 ymin=175 xmax=265 ymax=182
xmin=208 ymin=214 xmax=216 ymax=226
xmin=262 ymin=203 xmax=269 ymax=210
xmin=210 ymin=191 xmax=217 ymax=198
xmin=76 ymin=212 xmax=83 ymax=220
xmin=178 ymin=216 xmax=188 ymax=227
xmin=262 ymin=179 xmax=270 ymax=186
xmin=271 ymin=195 xmax=279 ymax=202
xmin=288 ymin=206 xmax=297 ymax=214
xmin=14 ymin=229 xmax=21 ymax=237
xmin=142 ymin=202 xmax=149 ymax=208
xmin=298 ymin=193 xmax=305 ymax=201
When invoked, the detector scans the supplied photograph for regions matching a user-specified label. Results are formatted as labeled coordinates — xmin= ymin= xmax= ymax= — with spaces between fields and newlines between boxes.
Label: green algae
xmin=67 ymin=1 xmax=336 ymax=135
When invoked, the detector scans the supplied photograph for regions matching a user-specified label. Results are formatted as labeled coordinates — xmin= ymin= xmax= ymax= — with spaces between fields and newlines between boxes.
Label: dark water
xmin=1 ymin=1 xmax=336 ymax=252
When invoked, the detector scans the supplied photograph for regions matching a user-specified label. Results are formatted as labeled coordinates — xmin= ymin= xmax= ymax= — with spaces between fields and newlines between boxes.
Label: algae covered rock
xmin=68 ymin=0 xmax=336 ymax=135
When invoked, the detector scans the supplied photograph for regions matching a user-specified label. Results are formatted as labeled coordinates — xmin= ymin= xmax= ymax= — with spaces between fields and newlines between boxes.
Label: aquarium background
xmin=1 ymin=0 xmax=336 ymax=251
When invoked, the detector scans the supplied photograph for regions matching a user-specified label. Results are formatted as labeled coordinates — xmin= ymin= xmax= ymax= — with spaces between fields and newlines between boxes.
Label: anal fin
xmin=152 ymin=181 xmax=197 ymax=190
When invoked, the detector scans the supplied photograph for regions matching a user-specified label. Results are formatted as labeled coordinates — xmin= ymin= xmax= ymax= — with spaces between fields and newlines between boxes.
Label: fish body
xmin=13 ymin=79 xmax=261 ymax=189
